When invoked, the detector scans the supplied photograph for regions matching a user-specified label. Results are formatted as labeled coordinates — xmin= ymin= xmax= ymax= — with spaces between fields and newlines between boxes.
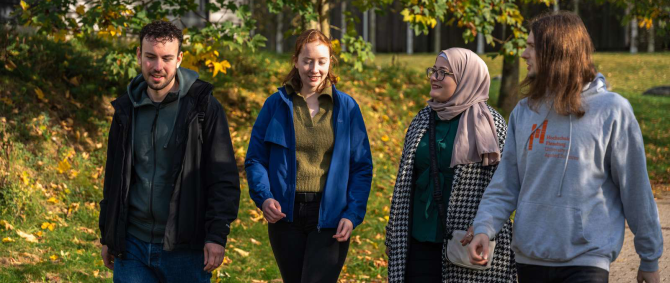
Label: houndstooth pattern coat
xmin=385 ymin=105 xmax=516 ymax=283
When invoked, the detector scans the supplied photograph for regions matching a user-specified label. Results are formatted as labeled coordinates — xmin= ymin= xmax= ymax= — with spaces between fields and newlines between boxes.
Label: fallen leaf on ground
xmin=16 ymin=230 xmax=38 ymax=243
xmin=78 ymin=227 xmax=95 ymax=234
xmin=233 ymin=248 xmax=249 ymax=257
xmin=0 ymin=220 xmax=13 ymax=231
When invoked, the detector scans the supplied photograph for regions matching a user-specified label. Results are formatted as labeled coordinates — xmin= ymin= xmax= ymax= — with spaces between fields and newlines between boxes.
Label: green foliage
xmin=399 ymin=0 xmax=537 ymax=60
xmin=267 ymin=0 xmax=318 ymax=28
xmin=267 ymin=0 xmax=377 ymax=73
xmin=338 ymin=35 xmax=375 ymax=72
xmin=13 ymin=0 xmax=266 ymax=79
xmin=600 ymin=0 xmax=670 ymax=35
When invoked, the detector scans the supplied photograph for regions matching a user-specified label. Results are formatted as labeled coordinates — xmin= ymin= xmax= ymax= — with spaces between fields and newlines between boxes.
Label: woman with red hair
xmin=245 ymin=29 xmax=373 ymax=282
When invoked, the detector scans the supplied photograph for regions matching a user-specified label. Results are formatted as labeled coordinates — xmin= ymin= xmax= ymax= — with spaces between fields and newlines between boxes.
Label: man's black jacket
xmin=99 ymin=79 xmax=240 ymax=258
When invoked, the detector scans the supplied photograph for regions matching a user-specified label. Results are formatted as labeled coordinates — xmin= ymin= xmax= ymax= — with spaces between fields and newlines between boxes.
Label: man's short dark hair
xmin=139 ymin=20 xmax=183 ymax=53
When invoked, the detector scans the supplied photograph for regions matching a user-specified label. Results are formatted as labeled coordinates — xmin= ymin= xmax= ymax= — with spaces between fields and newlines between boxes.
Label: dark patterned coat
xmin=385 ymin=105 xmax=516 ymax=283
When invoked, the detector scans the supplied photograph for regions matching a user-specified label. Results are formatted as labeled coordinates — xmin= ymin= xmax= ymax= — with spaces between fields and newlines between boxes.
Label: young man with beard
xmin=99 ymin=21 xmax=240 ymax=282
xmin=468 ymin=12 xmax=663 ymax=283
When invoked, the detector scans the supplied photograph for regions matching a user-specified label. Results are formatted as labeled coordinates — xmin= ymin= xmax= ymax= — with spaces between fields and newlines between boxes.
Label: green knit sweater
xmin=286 ymin=83 xmax=334 ymax=193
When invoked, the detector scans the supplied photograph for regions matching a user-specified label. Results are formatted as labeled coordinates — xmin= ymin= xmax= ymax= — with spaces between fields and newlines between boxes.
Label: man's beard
xmin=146 ymin=71 xmax=176 ymax=91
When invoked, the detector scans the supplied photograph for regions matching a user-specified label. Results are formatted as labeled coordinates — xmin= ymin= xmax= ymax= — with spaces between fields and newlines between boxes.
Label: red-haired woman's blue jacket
xmin=245 ymin=84 xmax=373 ymax=229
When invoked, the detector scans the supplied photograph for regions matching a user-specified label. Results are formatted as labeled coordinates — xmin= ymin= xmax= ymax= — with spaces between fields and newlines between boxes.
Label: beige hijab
xmin=427 ymin=48 xmax=500 ymax=167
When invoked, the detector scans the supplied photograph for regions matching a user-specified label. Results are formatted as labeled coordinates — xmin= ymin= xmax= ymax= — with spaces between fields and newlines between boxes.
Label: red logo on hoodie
xmin=528 ymin=120 xmax=548 ymax=150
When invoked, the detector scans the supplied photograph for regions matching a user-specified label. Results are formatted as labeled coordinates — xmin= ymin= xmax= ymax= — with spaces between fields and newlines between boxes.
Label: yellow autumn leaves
xmin=401 ymin=9 xmax=437 ymax=29
xmin=181 ymin=46 xmax=231 ymax=77
xmin=0 ymin=218 xmax=49 ymax=244
xmin=41 ymin=222 xmax=56 ymax=232
xmin=56 ymin=149 xmax=79 ymax=179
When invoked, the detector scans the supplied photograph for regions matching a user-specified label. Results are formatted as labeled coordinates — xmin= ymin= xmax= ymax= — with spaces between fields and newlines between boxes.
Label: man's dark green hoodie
xmin=126 ymin=67 xmax=199 ymax=244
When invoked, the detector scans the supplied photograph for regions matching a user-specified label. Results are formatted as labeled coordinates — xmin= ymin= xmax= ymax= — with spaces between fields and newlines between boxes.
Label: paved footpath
xmin=609 ymin=196 xmax=670 ymax=282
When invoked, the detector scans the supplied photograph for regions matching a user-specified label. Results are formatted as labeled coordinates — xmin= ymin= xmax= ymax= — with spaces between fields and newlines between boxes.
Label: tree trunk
xmin=407 ymin=24 xmax=413 ymax=54
xmin=276 ymin=12 xmax=283 ymax=53
xmin=341 ymin=1 xmax=347 ymax=52
xmin=249 ymin=0 xmax=255 ymax=36
xmin=630 ymin=17 xmax=638 ymax=54
xmin=433 ymin=19 xmax=441 ymax=53
xmin=624 ymin=5 xmax=631 ymax=46
xmin=498 ymin=23 xmax=520 ymax=114
xmin=370 ymin=8 xmax=376 ymax=52
xmin=572 ymin=0 xmax=579 ymax=15
xmin=318 ymin=0 xmax=330 ymax=37
xmin=476 ymin=33 xmax=484 ymax=54
xmin=647 ymin=22 xmax=655 ymax=53
xmin=363 ymin=8 xmax=369 ymax=41
xmin=498 ymin=56 xmax=520 ymax=114
xmin=553 ymin=0 xmax=559 ymax=12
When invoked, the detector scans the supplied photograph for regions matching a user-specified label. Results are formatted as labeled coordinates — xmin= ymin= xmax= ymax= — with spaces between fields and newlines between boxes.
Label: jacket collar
xmin=278 ymin=83 xmax=339 ymax=105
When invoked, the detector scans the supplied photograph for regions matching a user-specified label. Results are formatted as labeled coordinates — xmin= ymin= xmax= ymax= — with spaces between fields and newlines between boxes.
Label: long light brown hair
xmin=521 ymin=12 xmax=597 ymax=117
xmin=283 ymin=29 xmax=338 ymax=93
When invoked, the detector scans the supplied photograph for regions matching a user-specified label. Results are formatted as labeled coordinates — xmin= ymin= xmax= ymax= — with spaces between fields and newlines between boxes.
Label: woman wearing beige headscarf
xmin=385 ymin=48 xmax=516 ymax=282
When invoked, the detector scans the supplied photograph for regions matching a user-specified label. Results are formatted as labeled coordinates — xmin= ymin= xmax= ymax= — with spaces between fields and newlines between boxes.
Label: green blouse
xmin=411 ymin=113 xmax=461 ymax=243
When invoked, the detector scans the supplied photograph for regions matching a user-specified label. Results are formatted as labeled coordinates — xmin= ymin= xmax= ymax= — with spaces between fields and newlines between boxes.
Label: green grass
xmin=0 ymin=33 xmax=668 ymax=282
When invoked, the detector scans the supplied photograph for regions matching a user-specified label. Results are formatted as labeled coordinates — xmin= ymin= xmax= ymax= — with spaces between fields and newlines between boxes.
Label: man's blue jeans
xmin=113 ymin=235 xmax=212 ymax=283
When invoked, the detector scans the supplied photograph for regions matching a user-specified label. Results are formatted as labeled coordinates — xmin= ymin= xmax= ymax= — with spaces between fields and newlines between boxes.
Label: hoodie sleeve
xmin=341 ymin=101 xmax=373 ymax=229
xmin=473 ymin=106 xmax=522 ymax=240
xmin=610 ymin=100 xmax=663 ymax=272
xmin=202 ymin=96 xmax=241 ymax=247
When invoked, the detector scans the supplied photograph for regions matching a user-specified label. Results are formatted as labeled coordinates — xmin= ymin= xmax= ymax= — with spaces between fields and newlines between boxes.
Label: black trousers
xmin=405 ymin=237 xmax=443 ymax=283
xmin=517 ymin=263 xmax=609 ymax=283
xmin=268 ymin=200 xmax=350 ymax=283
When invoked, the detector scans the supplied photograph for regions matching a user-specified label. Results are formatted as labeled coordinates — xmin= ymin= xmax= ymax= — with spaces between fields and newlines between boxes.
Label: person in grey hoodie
xmin=467 ymin=12 xmax=662 ymax=283
xmin=99 ymin=21 xmax=241 ymax=282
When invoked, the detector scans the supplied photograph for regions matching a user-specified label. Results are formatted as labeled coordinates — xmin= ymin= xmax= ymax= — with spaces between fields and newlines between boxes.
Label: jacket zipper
xmin=149 ymin=106 xmax=160 ymax=243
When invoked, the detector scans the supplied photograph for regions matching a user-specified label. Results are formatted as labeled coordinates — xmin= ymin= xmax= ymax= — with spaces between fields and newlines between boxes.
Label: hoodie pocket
xmin=513 ymin=201 xmax=589 ymax=262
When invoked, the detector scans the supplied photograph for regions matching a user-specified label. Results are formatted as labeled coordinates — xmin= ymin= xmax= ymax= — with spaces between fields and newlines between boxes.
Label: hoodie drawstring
xmin=556 ymin=114 xmax=572 ymax=197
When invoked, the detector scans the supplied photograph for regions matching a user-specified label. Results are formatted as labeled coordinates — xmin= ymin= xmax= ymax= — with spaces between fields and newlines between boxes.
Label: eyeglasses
xmin=426 ymin=67 xmax=453 ymax=81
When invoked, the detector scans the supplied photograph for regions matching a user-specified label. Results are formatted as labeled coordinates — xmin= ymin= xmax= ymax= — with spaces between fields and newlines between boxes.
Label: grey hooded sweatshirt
xmin=126 ymin=67 xmax=199 ymax=244
xmin=473 ymin=73 xmax=663 ymax=272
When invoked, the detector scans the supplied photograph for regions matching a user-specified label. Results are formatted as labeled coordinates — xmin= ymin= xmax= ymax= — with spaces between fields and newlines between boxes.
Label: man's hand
xmin=262 ymin=198 xmax=286 ymax=223
xmin=101 ymin=245 xmax=115 ymax=270
xmin=333 ymin=218 xmax=353 ymax=242
xmin=203 ymin=242 xmax=225 ymax=272
xmin=637 ymin=269 xmax=660 ymax=283
xmin=467 ymin=233 xmax=490 ymax=266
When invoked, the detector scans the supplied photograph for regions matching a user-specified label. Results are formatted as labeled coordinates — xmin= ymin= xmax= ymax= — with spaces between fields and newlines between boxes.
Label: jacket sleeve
xmin=341 ymin=101 xmax=373 ymax=229
xmin=202 ymin=96 xmax=241 ymax=247
xmin=244 ymin=97 xmax=276 ymax=209
xmin=473 ymin=106 xmax=521 ymax=240
xmin=611 ymin=101 xmax=663 ymax=272
xmin=99 ymin=114 xmax=119 ymax=245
